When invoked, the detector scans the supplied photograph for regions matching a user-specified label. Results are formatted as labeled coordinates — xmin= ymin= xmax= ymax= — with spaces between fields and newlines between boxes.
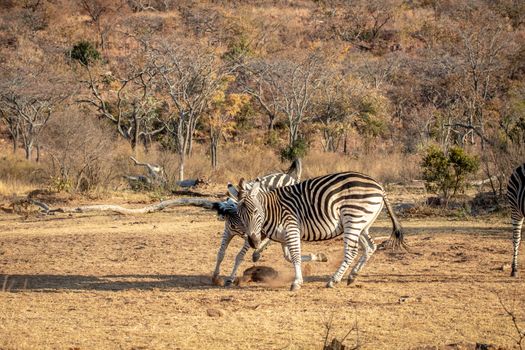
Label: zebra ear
xmin=249 ymin=180 xmax=261 ymax=197
xmin=238 ymin=178 xmax=247 ymax=199
xmin=227 ymin=183 xmax=239 ymax=200
xmin=238 ymin=178 xmax=247 ymax=190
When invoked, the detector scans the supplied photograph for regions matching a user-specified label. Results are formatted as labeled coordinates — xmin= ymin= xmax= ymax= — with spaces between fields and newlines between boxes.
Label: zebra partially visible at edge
xmin=507 ymin=163 xmax=525 ymax=277
xmin=234 ymin=171 xmax=406 ymax=291
xmin=211 ymin=159 xmax=327 ymax=286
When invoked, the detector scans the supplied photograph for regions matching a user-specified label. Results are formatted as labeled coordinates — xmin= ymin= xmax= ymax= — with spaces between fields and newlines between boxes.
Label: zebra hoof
xmin=252 ymin=252 xmax=261 ymax=262
xmin=326 ymin=280 xmax=337 ymax=288
xmin=318 ymin=253 xmax=328 ymax=262
xmin=290 ymin=283 xmax=301 ymax=291
xmin=224 ymin=279 xmax=234 ymax=287
xmin=511 ymin=269 xmax=518 ymax=278
xmin=347 ymin=275 xmax=356 ymax=285
xmin=211 ymin=275 xmax=222 ymax=286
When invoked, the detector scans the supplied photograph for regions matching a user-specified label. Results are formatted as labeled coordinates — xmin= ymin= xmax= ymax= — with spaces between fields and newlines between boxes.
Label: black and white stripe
xmin=236 ymin=171 xmax=405 ymax=290
xmin=507 ymin=163 xmax=525 ymax=277
xmin=211 ymin=160 xmax=302 ymax=286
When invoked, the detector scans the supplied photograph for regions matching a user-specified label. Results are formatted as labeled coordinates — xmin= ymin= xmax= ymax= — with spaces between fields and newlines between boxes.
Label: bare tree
xmin=78 ymin=60 xmax=164 ymax=153
xmin=0 ymin=107 xmax=20 ymax=153
xmin=150 ymin=41 xmax=239 ymax=180
xmin=313 ymin=74 xmax=358 ymax=153
xmin=246 ymin=54 xmax=324 ymax=145
xmin=78 ymin=0 xmax=126 ymax=56
xmin=0 ymin=68 xmax=68 ymax=160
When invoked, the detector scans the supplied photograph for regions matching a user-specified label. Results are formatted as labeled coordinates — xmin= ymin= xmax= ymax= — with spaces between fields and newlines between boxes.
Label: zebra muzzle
xmin=247 ymin=236 xmax=260 ymax=250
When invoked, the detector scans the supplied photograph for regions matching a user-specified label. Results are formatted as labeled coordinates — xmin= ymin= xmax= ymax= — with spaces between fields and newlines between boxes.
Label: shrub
xmin=280 ymin=138 xmax=308 ymax=162
xmin=69 ymin=41 xmax=100 ymax=66
xmin=421 ymin=146 xmax=479 ymax=201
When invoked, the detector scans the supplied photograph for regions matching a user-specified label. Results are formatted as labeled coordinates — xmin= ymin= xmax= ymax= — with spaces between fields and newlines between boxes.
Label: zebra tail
xmin=286 ymin=158 xmax=302 ymax=182
xmin=383 ymin=193 xmax=408 ymax=251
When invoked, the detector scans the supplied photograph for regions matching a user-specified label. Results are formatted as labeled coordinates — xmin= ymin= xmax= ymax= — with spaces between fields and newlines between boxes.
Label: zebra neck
xmin=257 ymin=191 xmax=281 ymax=232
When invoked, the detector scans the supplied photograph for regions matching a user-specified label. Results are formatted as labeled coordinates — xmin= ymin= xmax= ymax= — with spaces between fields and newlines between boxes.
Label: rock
xmin=206 ymin=308 xmax=224 ymax=317
xmin=242 ymin=265 xmax=278 ymax=283
xmin=499 ymin=263 xmax=511 ymax=272
xmin=398 ymin=295 xmax=422 ymax=304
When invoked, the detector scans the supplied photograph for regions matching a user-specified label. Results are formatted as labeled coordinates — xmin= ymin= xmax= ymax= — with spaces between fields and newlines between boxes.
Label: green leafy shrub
xmin=69 ymin=41 xmax=101 ymax=66
xmin=421 ymin=146 xmax=479 ymax=201
xmin=280 ymin=138 xmax=308 ymax=162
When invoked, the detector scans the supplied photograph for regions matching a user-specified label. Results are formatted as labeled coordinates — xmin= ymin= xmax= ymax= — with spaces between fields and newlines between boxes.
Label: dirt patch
xmin=0 ymin=209 xmax=523 ymax=349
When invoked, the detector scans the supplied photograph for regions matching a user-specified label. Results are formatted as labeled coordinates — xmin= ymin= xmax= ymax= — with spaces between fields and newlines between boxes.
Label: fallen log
xmin=24 ymin=198 xmax=217 ymax=215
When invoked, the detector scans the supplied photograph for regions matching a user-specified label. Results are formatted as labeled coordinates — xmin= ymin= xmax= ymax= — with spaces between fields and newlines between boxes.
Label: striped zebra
xmin=235 ymin=171 xmax=405 ymax=290
xmin=211 ymin=159 xmax=327 ymax=286
xmin=507 ymin=163 xmax=525 ymax=277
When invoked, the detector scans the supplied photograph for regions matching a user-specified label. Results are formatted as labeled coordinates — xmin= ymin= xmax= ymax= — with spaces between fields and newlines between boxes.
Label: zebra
xmin=210 ymin=159 xmax=325 ymax=286
xmin=507 ymin=163 xmax=525 ymax=277
xmin=235 ymin=171 xmax=405 ymax=291
xmin=211 ymin=169 xmax=297 ymax=286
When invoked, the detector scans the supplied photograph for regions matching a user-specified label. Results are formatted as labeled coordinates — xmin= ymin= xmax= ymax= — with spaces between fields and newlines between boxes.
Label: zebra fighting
xmin=234 ymin=171 xmax=406 ymax=291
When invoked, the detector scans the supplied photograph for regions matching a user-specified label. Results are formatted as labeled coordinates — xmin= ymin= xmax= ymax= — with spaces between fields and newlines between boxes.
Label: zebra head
xmin=211 ymin=198 xmax=246 ymax=237
xmin=237 ymin=178 xmax=265 ymax=249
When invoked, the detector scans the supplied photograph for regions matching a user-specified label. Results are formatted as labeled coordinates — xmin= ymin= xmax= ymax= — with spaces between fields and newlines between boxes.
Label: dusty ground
xmin=0 ymin=201 xmax=524 ymax=349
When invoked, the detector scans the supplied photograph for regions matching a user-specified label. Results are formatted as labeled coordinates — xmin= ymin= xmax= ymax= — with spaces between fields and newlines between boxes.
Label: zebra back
xmin=238 ymin=171 xmax=396 ymax=241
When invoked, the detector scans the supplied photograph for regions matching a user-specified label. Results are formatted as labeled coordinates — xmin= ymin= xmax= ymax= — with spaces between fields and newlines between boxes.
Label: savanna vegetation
xmin=1 ymin=2 xmax=525 ymax=349
xmin=0 ymin=0 xmax=524 ymax=199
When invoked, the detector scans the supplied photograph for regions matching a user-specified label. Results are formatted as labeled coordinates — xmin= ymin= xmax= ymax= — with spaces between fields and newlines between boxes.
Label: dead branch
xmin=56 ymin=198 xmax=215 ymax=215
xmin=129 ymin=156 xmax=165 ymax=181
xmin=498 ymin=294 xmax=525 ymax=350
xmin=126 ymin=156 xmax=166 ymax=189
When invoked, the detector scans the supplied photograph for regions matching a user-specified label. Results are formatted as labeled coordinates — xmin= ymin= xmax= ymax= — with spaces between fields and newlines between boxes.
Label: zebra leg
xmin=510 ymin=212 xmax=524 ymax=277
xmin=252 ymin=237 xmax=272 ymax=262
xmin=327 ymin=217 xmax=361 ymax=288
xmin=284 ymin=226 xmax=303 ymax=291
xmin=224 ymin=239 xmax=251 ymax=286
xmin=282 ymin=244 xmax=328 ymax=263
xmin=282 ymin=243 xmax=293 ymax=262
xmin=212 ymin=232 xmax=233 ymax=285
xmin=347 ymin=229 xmax=376 ymax=285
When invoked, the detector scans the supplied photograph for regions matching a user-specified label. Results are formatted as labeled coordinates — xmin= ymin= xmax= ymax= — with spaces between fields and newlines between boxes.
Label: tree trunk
xmin=24 ymin=142 xmax=33 ymax=160
xmin=178 ymin=151 xmax=185 ymax=181
xmin=210 ymin=134 xmax=219 ymax=170
xmin=268 ymin=114 xmax=275 ymax=131
xmin=12 ymin=135 xmax=18 ymax=154
xmin=211 ymin=143 xmax=217 ymax=169
xmin=131 ymin=115 xmax=140 ymax=154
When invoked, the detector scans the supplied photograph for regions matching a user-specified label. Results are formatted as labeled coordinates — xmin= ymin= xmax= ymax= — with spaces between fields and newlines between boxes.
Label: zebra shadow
xmin=303 ymin=272 xmax=521 ymax=284
xmin=0 ymin=273 xmax=220 ymax=292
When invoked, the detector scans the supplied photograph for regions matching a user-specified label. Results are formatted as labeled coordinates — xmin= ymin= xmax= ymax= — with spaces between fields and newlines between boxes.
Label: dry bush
xmin=41 ymin=111 xmax=126 ymax=193
xmin=304 ymin=150 xmax=420 ymax=184
xmin=130 ymin=144 xmax=421 ymax=189
xmin=145 ymin=143 xmax=283 ymax=186
xmin=0 ymin=154 xmax=44 ymax=197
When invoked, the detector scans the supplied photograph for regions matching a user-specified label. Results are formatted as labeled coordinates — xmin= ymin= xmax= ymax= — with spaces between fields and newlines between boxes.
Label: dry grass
xmin=0 ymin=154 xmax=43 ymax=197
xmin=0 ymin=141 xmax=420 ymax=198
xmin=0 ymin=201 xmax=523 ymax=349
xmin=0 ymin=179 xmax=39 ymax=197
xmin=303 ymin=151 xmax=420 ymax=183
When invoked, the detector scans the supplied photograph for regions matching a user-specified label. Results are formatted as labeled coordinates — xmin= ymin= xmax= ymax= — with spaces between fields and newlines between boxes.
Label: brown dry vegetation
xmin=0 ymin=199 xmax=524 ymax=349
xmin=0 ymin=1 xmax=524 ymax=348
